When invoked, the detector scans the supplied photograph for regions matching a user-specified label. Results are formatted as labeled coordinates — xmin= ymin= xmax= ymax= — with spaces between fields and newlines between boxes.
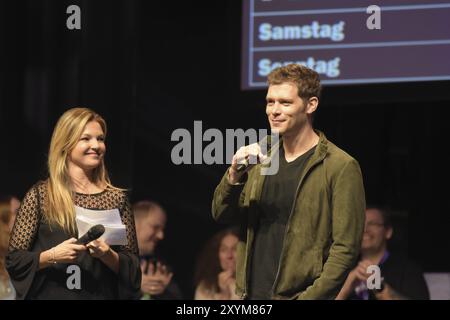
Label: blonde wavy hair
xmin=46 ymin=107 xmax=117 ymax=234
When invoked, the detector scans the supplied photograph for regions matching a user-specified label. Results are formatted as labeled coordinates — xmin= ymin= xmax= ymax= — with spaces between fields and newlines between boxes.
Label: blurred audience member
xmin=194 ymin=228 xmax=240 ymax=300
xmin=336 ymin=206 xmax=429 ymax=300
xmin=134 ymin=200 xmax=183 ymax=299
xmin=0 ymin=199 xmax=16 ymax=299
xmin=0 ymin=195 xmax=20 ymax=232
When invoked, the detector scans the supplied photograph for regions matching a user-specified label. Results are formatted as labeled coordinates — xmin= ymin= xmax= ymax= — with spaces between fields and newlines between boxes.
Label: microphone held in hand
xmin=236 ymin=135 xmax=271 ymax=173
xmin=236 ymin=160 xmax=249 ymax=173
xmin=76 ymin=224 xmax=105 ymax=245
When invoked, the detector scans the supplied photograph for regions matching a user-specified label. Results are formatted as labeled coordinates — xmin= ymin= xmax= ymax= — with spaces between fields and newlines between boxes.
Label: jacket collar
xmin=313 ymin=129 xmax=329 ymax=163
xmin=275 ymin=129 xmax=328 ymax=163
xmin=257 ymin=129 xmax=328 ymax=186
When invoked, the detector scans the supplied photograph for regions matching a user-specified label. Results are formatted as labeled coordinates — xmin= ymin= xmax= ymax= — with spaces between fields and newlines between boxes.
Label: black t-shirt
xmin=248 ymin=145 xmax=316 ymax=300
xmin=349 ymin=254 xmax=430 ymax=300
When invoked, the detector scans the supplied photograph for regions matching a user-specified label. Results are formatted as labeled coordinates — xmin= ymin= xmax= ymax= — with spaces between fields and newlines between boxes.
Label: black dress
xmin=6 ymin=181 xmax=141 ymax=300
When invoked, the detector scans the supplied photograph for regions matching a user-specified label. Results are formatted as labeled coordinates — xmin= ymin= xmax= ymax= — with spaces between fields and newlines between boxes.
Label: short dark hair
xmin=132 ymin=200 xmax=165 ymax=221
xmin=366 ymin=205 xmax=392 ymax=228
xmin=267 ymin=63 xmax=322 ymax=101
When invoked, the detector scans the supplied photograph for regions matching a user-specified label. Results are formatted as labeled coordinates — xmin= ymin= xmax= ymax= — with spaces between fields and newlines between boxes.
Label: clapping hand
xmin=140 ymin=259 xmax=173 ymax=296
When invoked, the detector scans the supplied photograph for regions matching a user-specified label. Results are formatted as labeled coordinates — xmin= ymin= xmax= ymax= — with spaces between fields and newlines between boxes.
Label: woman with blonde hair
xmin=6 ymin=107 xmax=141 ymax=299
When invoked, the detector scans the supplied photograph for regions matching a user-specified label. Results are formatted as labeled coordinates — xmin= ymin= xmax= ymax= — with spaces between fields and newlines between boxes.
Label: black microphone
xmin=236 ymin=135 xmax=272 ymax=173
xmin=236 ymin=161 xmax=249 ymax=173
xmin=76 ymin=224 xmax=105 ymax=245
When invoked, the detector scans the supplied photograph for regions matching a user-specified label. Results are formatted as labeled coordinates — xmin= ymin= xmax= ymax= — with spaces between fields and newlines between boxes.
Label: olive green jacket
xmin=212 ymin=131 xmax=365 ymax=299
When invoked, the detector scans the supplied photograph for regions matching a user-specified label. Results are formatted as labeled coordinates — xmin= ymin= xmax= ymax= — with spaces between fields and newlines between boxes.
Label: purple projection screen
xmin=241 ymin=0 xmax=450 ymax=89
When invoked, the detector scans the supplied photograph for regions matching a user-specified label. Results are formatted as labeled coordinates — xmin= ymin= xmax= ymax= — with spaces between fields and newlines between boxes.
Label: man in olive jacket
xmin=212 ymin=64 xmax=365 ymax=300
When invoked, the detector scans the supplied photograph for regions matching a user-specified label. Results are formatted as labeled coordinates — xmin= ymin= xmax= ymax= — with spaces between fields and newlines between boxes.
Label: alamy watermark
xmin=366 ymin=5 xmax=381 ymax=30
xmin=366 ymin=265 xmax=383 ymax=290
xmin=171 ymin=121 xmax=280 ymax=175
xmin=66 ymin=264 xmax=81 ymax=290
xmin=66 ymin=5 xmax=81 ymax=30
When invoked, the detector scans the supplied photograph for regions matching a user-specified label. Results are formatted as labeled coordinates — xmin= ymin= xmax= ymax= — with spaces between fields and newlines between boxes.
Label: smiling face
xmin=68 ymin=121 xmax=106 ymax=171
xmin=136 ymin=208 xmax=167 ymax=256
xmin=266 ymin=82 xmax=317 ymax=138
xmin=218 ymin=234 xmax=238 ymax=273
xmin=361 ymin=208 xmax=393 ymax=255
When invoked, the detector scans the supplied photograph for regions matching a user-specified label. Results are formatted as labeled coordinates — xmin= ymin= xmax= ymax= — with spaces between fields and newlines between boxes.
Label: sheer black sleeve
xmin=115 ymin=192 xmax=141 ymax=299
xmin=6 ymin=183 xmax=42 ymax=299
xmin=8 ymin=184 xmax=41 ymax=251
xmin=118 ymin=194 xmax=139 ymax=255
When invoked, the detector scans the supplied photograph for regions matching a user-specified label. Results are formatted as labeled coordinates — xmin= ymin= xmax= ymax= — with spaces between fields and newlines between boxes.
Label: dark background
xmin=1 ymin=0 xmax=449 ymax=298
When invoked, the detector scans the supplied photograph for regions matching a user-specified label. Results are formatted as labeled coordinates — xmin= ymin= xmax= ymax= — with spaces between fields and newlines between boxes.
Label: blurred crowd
xmin=0 ymin=192 xmax=434 ymax=300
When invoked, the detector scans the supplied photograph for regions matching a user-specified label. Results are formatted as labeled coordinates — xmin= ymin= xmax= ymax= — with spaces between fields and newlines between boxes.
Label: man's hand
xmin=352 ymin=260 xmax=374 ymax=283
xmin=345 ymin=260 xmax=374 ymax=288
xmin=336 ymin=259 xmax=375 ymax=299
xmin=140 ymin=260 xmax=173 ymax=296
xmin=229 ymin=143 xmax=267 ymax=184
xmin=374 ymin=282 xmax=408 ymax=300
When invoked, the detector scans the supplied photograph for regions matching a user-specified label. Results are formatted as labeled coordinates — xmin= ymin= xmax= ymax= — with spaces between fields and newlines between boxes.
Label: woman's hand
xmin=217 ymin=270 xmax=236 ymax=298
xmin=86 ymin=239 xmax=119 ymax=273
xmin=54 ymin=238 xmax=87 ymax=263
xmin=86 ymin=239 xmax=111 ymax=258
xmin=42 ymin=238 xmax=86 ymax=267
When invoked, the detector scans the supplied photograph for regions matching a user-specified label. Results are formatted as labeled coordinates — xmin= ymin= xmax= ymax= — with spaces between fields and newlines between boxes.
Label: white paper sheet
xmin=75 ymin=206 xmax=128 ymax=246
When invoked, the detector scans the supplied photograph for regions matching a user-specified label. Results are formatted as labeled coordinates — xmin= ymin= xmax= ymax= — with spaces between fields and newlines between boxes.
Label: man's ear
xmin=306 ymin=97 xmax=319 ymax=114
xmin=385 ymin=226 xmax=393 ymax=240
